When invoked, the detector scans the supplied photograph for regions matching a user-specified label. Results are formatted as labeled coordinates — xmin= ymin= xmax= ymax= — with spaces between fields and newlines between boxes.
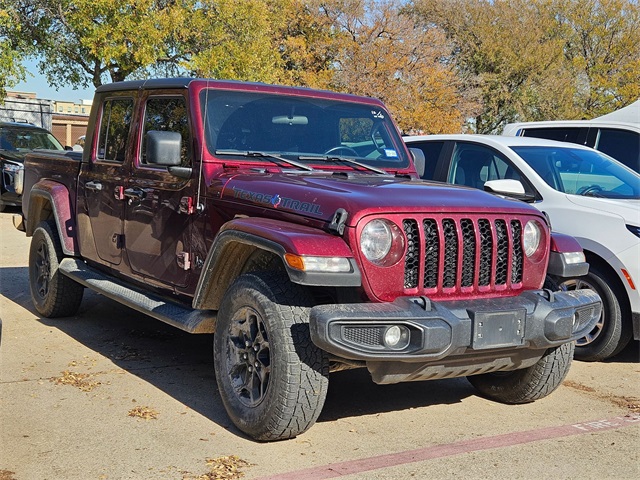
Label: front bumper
xmin=310 ymin=289 xmax=601 ymax=382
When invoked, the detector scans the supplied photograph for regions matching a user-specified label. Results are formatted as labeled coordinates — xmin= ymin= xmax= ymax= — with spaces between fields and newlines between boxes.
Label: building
xmin=54 ymin=98 xmax=92 ymax=116
xmin=52 ymin=99 xmax=92 ymax=146
xmin=0 ymin=91 xmax=54 ymax=130
xmin=2 ymin=92 xmax=92 ymax=146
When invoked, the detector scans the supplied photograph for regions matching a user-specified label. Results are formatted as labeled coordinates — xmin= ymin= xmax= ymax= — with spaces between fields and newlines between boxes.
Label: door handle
xmin=85 ymin=181 xmax=103 ymax=192
xmin=123 ymin=187 xmax=147 ymax=203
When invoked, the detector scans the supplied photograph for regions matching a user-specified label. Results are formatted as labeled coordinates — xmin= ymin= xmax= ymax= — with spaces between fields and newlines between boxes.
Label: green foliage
xmin=0 ymin=2 xmax=30 ymax=101
xmin=411 ymin=0 xmax=640 ymax=132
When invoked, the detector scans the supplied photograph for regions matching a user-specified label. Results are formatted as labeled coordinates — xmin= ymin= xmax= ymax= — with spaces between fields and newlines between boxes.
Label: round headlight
xmin=523 ymin=220 xmax=542 ymax=257
xmin=360 ymin=219 xmax=393 ymax=262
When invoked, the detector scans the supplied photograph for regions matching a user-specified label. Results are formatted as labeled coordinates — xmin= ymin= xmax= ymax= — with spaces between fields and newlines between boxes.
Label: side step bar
xmin=59 ymin=258 xmax=216 ymax=333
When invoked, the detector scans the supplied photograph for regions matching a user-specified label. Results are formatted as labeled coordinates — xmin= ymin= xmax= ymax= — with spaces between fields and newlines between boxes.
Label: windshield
xmin=512 ymin=146 xmax=640 ymax=199
xmin=0 ymin=126 xmax=63 ymax=158
xmin=199 ymin=90 xmax=410 ymax=170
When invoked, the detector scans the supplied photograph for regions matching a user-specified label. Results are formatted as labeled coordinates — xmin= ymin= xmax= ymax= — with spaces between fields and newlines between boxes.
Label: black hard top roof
xmin=94 ymin=78 xmax=382 ymax=105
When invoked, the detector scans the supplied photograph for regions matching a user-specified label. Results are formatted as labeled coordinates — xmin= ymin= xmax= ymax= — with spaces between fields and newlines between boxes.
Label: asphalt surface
xmin=0 ymin=208 xmax=638 ymax=480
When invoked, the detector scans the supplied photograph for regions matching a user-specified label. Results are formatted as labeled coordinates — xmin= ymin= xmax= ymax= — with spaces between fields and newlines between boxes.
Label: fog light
xmin=383 ymin=325 xmax=409 ymax=348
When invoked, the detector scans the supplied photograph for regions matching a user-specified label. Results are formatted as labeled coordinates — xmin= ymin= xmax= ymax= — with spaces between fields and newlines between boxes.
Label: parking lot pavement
xmin=1 ymin=210 xmax=638 ymax=480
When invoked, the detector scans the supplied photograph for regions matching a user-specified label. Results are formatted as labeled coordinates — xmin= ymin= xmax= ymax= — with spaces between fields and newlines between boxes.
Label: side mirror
xmin=484 ymin=179 xmax=535 ymax=202
xmin=409 ymin=148 xmax=426 ymax=178
xmin=146 ymin=130 xmax=182 ymax=166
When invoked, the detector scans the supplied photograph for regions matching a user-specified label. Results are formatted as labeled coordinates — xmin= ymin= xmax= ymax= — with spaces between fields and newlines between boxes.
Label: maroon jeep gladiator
xmin=15 ymin=78 xmax=601 ymax=441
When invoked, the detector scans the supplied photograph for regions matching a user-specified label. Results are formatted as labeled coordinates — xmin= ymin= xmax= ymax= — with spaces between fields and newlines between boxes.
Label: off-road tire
xmin=213 ymin=271 xmax=329 ymax=441
xmin=467 ymin=342 xmax=574 ymax=404
xmin=554 ymin=267 xmax=631 ymax=361
xmin=29 ymin=220 xmax=83 ymax=317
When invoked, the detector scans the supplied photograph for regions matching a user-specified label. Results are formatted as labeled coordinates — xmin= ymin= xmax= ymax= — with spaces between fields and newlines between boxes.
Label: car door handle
xmin=85 ymin=181 xmax=103 ymax=192
xmin=123 ymin=187 xmax=147 ymax=203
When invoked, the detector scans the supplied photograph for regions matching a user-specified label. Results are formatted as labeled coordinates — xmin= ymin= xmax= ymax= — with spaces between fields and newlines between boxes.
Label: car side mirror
xmin=409 ymin=148 xmax=426 ymax=178
xmin=146 ymin=130 xmax=182 ymax=166
xmin=484 ymin=179 xmax=535 ymax=202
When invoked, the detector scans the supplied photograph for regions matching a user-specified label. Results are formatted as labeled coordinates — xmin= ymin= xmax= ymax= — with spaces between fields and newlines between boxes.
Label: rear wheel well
xmin=26 ymin=196 xmax=55 ymax=236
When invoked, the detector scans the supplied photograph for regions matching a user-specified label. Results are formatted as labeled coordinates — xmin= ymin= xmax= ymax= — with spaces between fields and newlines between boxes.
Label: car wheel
xmin=556 ymin=267 xmax=631 ymax=361
xmin=467 ymin=342 xmax=574 ymax=404
xmin=214 ymin=271 xmax=329 ymax=441
xmin=29 ymin=220 xmax=84 ymax=317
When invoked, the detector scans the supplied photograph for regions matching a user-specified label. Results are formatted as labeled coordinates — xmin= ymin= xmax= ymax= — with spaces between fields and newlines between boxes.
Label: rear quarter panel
xmin=23 ymin=150 xmax=82 ymax=254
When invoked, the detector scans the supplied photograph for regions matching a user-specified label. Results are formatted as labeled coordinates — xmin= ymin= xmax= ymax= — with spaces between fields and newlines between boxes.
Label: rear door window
xmin=521 ymin=127 xmax=582 ymax=144
xmin=595 ymin=128 xmax=640 ymax=172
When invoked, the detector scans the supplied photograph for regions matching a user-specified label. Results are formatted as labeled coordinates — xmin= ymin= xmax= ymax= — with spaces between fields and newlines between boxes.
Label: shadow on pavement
xmin=1 ymin=264 xmax=492 ymax=435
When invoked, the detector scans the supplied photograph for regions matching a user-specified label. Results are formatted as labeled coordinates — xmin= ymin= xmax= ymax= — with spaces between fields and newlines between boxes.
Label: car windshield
xmin=0 ymin=126 xmax=63 ymax=158
xmin=512 ymin=146 xmax=640 ymax=199
xmin=199 ymin=90 xmax=410 ymax=170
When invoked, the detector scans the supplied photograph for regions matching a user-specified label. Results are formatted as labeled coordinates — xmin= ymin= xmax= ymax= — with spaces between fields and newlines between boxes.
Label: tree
xmin=556 ymin=0 xmax=640 ymax=117
xmin=0 ymin=2 xmax=31 ymax=101
xmin=410 ymin=0 xmax=640 ymax=132
xmin=319 ymin=0 xmax=471 ymax=133
xmin=411 ymin=0 xmax=577 ymax=133
xmin=5 ymin=0 xmax=187 ymax=90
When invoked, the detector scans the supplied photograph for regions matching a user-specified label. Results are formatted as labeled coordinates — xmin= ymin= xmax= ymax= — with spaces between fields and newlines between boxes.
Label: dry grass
xmin=50 ymin=370 xmax=101 ymax=392
xmin=183 ymin=456 xmax=250 ymax=480
xmin=0 ymin=470 xmax=17 ymax=480
xmin=128 ymin=406 xmax=159 ymax=420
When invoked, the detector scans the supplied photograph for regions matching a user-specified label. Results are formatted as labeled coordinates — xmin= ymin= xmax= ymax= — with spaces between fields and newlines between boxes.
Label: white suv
xmin=405 ymin=134 xmax=640 ymax=361
xmin=503 ymin=100 xmax=640 ymax=173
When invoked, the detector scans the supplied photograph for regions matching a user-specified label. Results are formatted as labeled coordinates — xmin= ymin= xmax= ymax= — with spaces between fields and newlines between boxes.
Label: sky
xmin=12 ymin=58 xmax=95 ymax=102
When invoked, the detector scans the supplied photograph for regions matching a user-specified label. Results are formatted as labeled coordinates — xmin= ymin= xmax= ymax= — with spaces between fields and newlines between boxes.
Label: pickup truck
xmin=15 ymin=78 xmax=601 ymax=441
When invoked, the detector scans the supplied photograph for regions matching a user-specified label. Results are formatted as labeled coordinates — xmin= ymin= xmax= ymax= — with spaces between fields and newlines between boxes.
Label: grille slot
xmin=401 ymin=216 xmax=524 ymax=295
xmin=510 ymin=220 xmax=523 ymax=283
xmin=495 ymin=220 xmax=509 ymax=285
xmin=461 ymin=219 xmax=476 ymax=287
xmin=423 ymin=219 xmax=439 ymax=289
xmin=403 ymin=219 xmax=419 ymax=289
xmin=478 ymin=219 xmax=493 ymax=286
xmin=442 ymin=219 xmax=458 ymax=288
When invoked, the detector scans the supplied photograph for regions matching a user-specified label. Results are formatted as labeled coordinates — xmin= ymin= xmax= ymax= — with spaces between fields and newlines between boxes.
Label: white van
xmin=503 ymin=100 xmax=639 ymax=173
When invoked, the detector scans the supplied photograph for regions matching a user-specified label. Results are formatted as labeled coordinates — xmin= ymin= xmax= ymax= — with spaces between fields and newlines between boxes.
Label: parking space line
xmin=256 ymin=414 xmax=640 ymax=480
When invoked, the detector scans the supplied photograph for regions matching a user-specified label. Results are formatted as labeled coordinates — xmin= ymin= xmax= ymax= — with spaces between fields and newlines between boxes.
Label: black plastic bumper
xmin=309 ymin=289 xmax=602 ymax=363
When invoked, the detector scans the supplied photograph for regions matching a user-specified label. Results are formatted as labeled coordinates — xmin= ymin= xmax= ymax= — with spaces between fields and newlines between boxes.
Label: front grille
xmin=402 ymin=216 xmax=524 ymax=294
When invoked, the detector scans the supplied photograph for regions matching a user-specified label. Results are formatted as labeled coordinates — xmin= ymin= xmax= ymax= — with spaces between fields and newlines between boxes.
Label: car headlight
xmin=14 ymin=165 xmax=24 ymax=195
xmin=360 ymin=219 xmax=404 ymax=266
xmin=523 ymin=220 xmax=542 ymax=257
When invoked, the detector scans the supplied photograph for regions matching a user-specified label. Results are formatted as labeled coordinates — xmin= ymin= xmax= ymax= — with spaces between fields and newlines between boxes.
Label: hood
xmin=0 ymin=150 xmax=25 ymax=163
xmin=217 ymin=171 xmax=542 ymax=226
xmin=567 ymin=195 xmax=640 ymax=224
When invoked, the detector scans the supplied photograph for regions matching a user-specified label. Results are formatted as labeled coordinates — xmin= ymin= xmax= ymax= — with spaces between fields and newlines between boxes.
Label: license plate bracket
xmin=471 ymin=309 xmax=526 ymax=349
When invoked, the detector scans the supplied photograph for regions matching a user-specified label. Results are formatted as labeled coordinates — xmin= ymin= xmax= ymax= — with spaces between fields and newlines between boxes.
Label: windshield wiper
xmin=297 ymin=155 xmax=389 ymax=175
xmin=215 ymin=150 xmax=314 ymax=172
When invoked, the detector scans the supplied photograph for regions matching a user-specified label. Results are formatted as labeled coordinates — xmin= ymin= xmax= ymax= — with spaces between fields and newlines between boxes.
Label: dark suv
xmin=0 ymin=122 xmax=63 ymax=211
